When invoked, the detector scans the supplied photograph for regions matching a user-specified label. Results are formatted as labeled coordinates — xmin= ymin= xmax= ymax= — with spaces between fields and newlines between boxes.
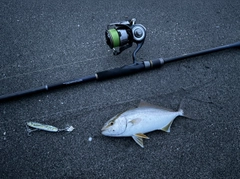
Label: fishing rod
xmin=0 ymin=18 xmax=239 ymax=102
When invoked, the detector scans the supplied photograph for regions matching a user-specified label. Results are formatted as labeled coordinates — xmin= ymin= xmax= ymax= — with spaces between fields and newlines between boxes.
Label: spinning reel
xmin=105 ymin=18 xmax=146 ymax=63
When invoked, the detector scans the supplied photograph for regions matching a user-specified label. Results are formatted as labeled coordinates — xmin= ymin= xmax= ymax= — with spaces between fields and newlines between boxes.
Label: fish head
xmin=101 ymin=113 xmax=127 ymax=137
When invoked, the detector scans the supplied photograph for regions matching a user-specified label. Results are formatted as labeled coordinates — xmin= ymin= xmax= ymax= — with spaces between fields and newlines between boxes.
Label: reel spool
xmin=105 ymin=18 xmax=146 ymax=63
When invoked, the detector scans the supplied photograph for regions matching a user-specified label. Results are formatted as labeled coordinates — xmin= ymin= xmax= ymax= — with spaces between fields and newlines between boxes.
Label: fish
xmin=101 ymin=100 xmax=184 ymax=148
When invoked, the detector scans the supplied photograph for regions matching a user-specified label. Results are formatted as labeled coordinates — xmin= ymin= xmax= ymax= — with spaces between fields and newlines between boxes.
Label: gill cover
xmin=101 ymin=114 xmax=127 ymax=136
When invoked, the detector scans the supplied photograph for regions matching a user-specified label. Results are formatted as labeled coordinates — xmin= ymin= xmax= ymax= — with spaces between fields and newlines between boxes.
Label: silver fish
xmin=101 ymin=100 xmax=184 ymax=148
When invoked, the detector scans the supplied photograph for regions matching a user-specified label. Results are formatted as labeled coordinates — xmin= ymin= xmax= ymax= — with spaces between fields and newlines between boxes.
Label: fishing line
xmin=0 ymin=54 xmax=108 ymax=82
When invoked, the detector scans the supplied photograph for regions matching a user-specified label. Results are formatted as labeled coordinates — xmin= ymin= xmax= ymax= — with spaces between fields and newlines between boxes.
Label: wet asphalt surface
xmin=1 ymin=0 xmax=240 ymax=178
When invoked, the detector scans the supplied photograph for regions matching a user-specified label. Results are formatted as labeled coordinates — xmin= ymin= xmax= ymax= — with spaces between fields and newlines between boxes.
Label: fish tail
xmin=178 ymin=108 xmax=184 ymax=116
xmin=178 ymin=99 xmax=192 ymax=119
xmin=177 ymin=98 xmax=185 ymax=116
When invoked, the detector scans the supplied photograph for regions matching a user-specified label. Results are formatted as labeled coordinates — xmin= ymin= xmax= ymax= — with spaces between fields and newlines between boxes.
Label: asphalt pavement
xmin=1 ymin=0 xmax=240 ymax=178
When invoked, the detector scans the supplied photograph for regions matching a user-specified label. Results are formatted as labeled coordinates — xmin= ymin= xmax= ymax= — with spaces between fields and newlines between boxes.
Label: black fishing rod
xmin=0 ymin=18 xmax=239 ymax=102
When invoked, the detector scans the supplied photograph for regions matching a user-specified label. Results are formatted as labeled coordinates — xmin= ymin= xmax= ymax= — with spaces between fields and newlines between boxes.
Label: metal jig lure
xmin=26 ymin=121 xmax=74 ymax=135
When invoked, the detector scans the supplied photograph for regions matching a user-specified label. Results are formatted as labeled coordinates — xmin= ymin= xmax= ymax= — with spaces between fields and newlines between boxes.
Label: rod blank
xmin=0 ymin=75 xmax=96 ymax=101
xmin=164 ymin=41 xmax=240 ymax=63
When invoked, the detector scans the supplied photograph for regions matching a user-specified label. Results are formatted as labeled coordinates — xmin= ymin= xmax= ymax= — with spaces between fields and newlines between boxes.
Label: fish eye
xmin=109 ymin=121 xmax=114 ymax=125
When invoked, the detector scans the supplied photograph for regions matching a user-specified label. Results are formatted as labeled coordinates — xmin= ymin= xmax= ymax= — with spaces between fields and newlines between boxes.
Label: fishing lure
xmin=26 ymin=121 xmax=74 ymax=135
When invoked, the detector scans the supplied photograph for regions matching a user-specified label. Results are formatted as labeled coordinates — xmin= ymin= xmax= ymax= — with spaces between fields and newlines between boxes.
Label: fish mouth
xmin=101 ymin=126 xmax=111 ymax=136
xmin=101 ymin=125 xmax=111 ymax=136
xmin=101 ymin=130 xmax=108 ymax=136
xmin=101 ymin=126 xmax=107 ymax=132
xmin=101 ymin=123 xmax=110 ymax=132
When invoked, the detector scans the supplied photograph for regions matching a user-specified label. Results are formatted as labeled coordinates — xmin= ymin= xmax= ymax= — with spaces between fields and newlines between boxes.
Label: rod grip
xmin=96 ymin=62 xmax=145 ymax=80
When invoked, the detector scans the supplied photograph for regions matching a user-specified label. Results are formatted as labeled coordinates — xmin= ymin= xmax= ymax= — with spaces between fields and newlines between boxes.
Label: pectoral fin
xmin=128 ymin=118 xmax=142 ymax=125
xmin=132 ymin=133 xmax=149 ymax=148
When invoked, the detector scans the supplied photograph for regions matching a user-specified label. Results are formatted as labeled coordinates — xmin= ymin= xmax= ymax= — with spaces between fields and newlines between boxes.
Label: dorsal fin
xmin=138 ymin=100 xmax=175 ymax=112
